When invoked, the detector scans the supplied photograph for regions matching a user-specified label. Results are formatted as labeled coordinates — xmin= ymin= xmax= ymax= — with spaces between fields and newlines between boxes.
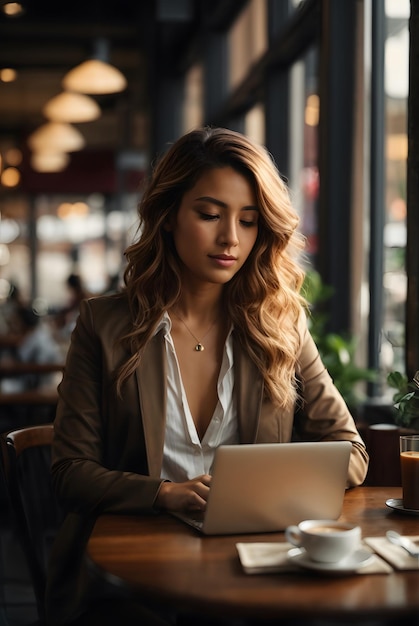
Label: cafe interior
xmin=0 ymin=0 xmax=418 ymax=624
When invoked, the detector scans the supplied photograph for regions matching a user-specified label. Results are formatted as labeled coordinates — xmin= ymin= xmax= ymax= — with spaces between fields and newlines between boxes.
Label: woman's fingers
xmin=156 ymin=474 xmax=212 ymax=512
xmin=189 ymin=474 xmax=211 ymax=510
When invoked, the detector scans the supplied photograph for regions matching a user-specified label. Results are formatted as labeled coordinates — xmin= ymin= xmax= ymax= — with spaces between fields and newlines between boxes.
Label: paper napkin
xmin=236 ymin=541 xmax=393 ymax=575
xmin=236 ymin=542 xmax=295 ymax=574
xmin=364 ymin=536 xmax=419 ymax=570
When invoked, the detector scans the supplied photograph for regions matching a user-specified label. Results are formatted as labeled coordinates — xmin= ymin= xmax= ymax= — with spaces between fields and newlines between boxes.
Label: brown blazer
xmin=46 ymin=293 xmax=368 ymax=624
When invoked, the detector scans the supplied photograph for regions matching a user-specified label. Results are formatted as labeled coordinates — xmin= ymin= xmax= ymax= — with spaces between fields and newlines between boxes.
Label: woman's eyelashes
xmin=198 ymin=212 xmax=258 ymax=228
xmin=240 ymin=217 xmax=258 ymax=228
xmin=199 ymin=212 xmax=219 ymax=222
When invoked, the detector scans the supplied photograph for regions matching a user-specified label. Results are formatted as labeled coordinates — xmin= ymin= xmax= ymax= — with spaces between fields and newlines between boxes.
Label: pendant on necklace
xmin=195 ymin=343 xmax=204 ymax=352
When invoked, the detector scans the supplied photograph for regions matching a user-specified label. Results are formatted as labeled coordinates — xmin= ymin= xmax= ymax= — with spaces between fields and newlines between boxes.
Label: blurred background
xmin=0 ymin=0 xmax=415 ymax=401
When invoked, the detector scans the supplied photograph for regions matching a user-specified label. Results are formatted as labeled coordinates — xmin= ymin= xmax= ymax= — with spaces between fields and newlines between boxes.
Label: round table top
xmin=87 ymin=486 xmax=419 ymax=620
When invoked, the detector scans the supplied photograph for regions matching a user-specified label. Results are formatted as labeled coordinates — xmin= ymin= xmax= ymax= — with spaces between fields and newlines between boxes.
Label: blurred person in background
xmin=0 ymin=281 xmax=25 ymax=335
xmin=54 ymin=273 xmax=90 ymax=339
xmin=1 ymin=306 xmax=62 ymax=392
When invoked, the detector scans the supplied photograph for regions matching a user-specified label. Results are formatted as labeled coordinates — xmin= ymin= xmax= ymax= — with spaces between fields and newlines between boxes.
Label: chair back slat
xmin=7 ymin=423 xmax=54 ymax=455
xmin=2 ymin=423 xmax=61 ymax=624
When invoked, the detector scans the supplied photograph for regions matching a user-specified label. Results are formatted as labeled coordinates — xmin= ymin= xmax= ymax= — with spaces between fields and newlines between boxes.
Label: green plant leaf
xmin=387 ymin=371 xmax=407 ymax=391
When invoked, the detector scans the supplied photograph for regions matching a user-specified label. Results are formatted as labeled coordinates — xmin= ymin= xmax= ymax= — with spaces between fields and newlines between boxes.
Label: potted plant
xmin=387 ymin=370 xmax=419 ymax=429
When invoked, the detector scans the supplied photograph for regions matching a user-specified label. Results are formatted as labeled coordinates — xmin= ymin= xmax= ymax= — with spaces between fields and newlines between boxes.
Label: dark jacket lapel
xmin=136 ymin=330 xmax=167 ymax=477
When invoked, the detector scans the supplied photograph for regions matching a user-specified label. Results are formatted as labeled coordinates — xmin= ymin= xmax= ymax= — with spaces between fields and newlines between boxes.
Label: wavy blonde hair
xmin=119 ymin=127 xmax=306 ymax=409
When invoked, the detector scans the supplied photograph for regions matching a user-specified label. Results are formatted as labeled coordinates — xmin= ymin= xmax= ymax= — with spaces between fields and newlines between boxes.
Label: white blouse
xmin=156 ymin=312 xmax=239 ymax=482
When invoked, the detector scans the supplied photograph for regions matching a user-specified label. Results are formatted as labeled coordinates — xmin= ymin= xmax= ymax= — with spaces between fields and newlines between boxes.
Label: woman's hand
xmin=155 ymin=474 xmax=211 ymax=512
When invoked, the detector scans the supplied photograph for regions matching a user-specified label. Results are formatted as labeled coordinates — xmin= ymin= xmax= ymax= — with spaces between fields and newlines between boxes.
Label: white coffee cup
xmin=285 ymin=519 xmax=361 ymax=563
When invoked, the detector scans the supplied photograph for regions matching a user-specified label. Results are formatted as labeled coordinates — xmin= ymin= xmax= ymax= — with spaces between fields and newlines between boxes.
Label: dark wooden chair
xmin=1 ymin=423 xmax=61 ymax=624
xmin=1 ymin=425 xmax=171 ymax=626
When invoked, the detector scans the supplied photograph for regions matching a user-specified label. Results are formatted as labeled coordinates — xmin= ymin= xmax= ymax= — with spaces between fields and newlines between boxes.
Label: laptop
xmin=172 ymin=440 xmax=352 ymax=535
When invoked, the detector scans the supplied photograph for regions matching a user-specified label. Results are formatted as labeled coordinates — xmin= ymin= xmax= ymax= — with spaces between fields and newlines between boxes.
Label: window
xmin=381 ymin=0 xmax=409 ymax=374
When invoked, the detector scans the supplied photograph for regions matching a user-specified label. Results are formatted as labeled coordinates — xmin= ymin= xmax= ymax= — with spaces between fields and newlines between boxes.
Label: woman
xmin=46 ymin=127 xmax=368 ymax=625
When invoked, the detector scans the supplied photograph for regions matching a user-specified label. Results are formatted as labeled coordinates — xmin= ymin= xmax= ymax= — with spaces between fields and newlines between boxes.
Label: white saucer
xmin=386 ymin=498 xmax=419 ymax=516
xmin=287 ymin=548 xmax=374 ymax=574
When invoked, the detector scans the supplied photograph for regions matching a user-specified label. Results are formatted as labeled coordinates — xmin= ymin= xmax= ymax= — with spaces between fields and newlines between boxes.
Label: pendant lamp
xmin=30 ymin=151 xmax=70 ymax=173
xmin=62 ymin=38 xmax=127 ymax=95
xmin=1 ymin=2 xmax=25 ymax=17
xmin=43 ymin=92 xmax=101 ymax=123
xmin=27 ymin=122 xmax=85 ymax=153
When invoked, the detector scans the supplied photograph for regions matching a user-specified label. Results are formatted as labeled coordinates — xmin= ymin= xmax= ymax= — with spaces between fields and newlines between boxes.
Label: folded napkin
xmin=364 ymin=536 xmax=419 ymax=570
xmin=237 ymin=542 xmax=295 ymax=574
xmin=236 ymin=541 xmax=393 ymax=575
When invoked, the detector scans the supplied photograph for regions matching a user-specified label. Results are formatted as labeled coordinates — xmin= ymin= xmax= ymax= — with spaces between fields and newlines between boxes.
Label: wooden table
xmin=0 ymin=362 xmax=62 ymax=407
xmin=0 ymin=334 xmax=23 ymax=350
xmin=0 ymin=362 xmax=65 ymax=378
xmin=86 ymin=487 xmax=419 ymax=622
xmin=0 ymin=387 xmax=58 ymax=405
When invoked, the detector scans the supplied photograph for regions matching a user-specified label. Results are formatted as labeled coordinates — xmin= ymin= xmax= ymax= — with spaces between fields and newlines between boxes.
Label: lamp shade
xmin=62 ymin=59 xmax=127 ymax=94
xmin=28 ymin=122 xmax=85 ymax=153
xmin=30 ymin=151 xmax=70 ymax=173
xmin=43 ymin=92 xmax=101 ymax=123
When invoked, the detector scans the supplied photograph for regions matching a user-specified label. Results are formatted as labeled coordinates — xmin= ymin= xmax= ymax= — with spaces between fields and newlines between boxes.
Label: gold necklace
xmin=172 ymin=312 xmax=216 ymax=352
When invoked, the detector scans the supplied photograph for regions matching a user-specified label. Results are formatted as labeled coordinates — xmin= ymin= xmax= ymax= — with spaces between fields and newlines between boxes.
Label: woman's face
xmin=168 ymin=166 xmax=259 ymax=288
